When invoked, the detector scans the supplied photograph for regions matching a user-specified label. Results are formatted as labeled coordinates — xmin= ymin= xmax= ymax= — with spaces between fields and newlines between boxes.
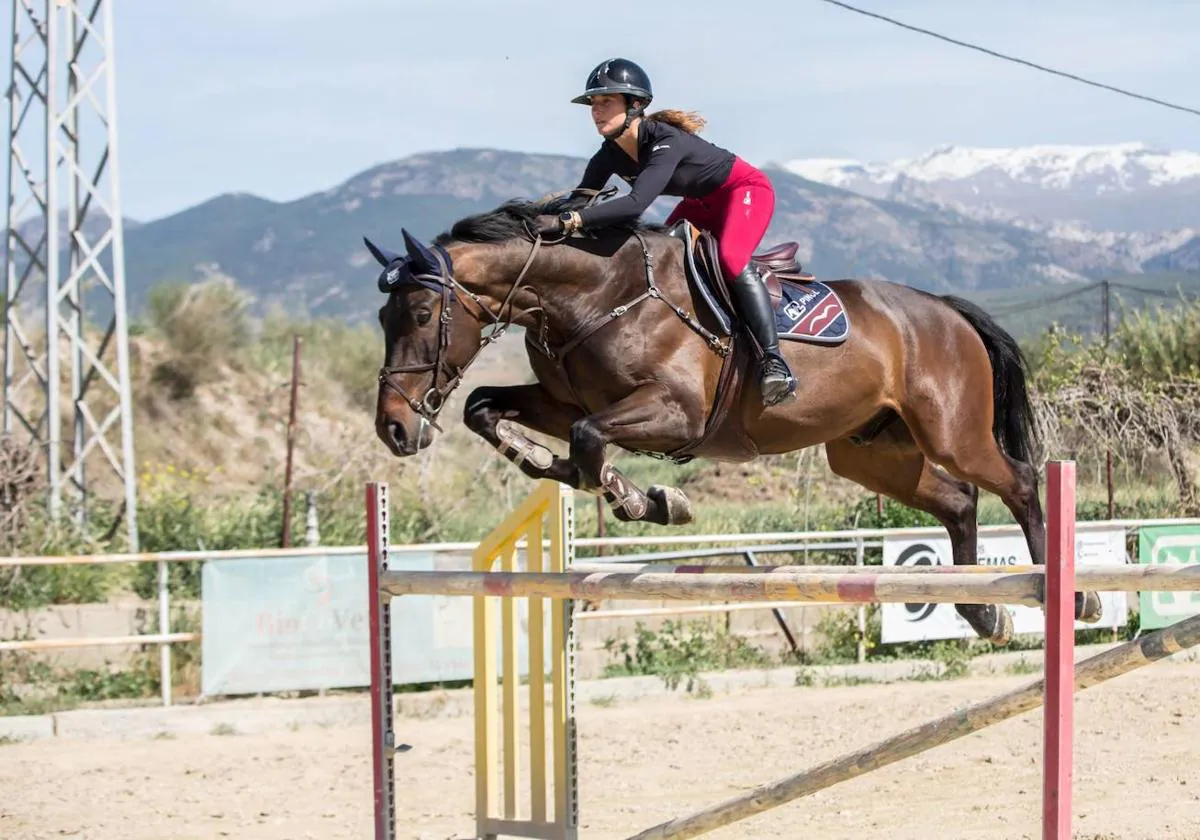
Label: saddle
xmin=667 ymin=220 xmax=815 ymax=337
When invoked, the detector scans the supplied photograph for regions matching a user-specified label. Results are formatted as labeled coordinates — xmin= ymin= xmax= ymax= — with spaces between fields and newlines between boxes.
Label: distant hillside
xmin=100 ymin=148 xmax=1167 ymax=322
xmin=5 ymin=146 xmax=1182 ymax=326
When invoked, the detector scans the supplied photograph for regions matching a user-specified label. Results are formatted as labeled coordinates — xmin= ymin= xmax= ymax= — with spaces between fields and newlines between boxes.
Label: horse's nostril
xmin=387 ymin=422 xmax=405 ymax=450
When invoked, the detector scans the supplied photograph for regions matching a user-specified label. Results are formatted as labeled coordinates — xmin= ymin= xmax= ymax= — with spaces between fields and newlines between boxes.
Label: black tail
xmin=938 ymin=294 xmax=1040 ymax=465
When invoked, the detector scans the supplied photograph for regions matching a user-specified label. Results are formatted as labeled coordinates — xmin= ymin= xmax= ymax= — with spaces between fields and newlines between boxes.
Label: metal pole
xmin=281 ymin=335 xmax=301 ymax=547
xmin=744 ymin=549 xmax=799 ymax=657
xmin=157 ymin=555 xmax=170 ymax=705
xmin=595 ymin=495 xmax=606 ymax=555
xmin=44 ymin=0 xmax=61 ymax=519
xmin=103 ymin=0 xmax=141 ymax=553
xmin=368 ymin=481 xmax=405 ymax=840
xmin=855 ymin=537 xmax=866 ymax=664
xmin=304 ymin=489 xmax=320 ymax=547
xmin=65 ymin=2 xmax=84 ymax=527
xmin=1106 ymin=450 xmax=1115 ymax=519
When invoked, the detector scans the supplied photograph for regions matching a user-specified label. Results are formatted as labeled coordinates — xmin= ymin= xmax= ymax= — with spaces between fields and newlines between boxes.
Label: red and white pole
xmin=1043 ymin=461 xmax=1075 ymax=840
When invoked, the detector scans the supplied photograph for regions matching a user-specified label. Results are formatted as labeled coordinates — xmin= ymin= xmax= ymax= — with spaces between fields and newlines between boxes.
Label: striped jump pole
xmin=378 ymin=564 xmax=1200 ymax=603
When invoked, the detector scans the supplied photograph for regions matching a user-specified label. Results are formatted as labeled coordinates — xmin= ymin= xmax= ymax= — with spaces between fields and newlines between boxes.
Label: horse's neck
xmin=462 ymin=239 xmax=628 ymax=336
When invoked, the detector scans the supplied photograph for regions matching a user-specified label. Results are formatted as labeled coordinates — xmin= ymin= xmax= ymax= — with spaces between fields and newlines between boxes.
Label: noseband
xmin=377 ymin=238 xmax=544 ymax=431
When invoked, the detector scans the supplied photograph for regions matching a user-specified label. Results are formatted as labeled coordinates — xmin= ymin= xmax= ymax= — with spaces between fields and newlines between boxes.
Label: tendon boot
xmin=730 ymin=264 xmax=797 ymax=406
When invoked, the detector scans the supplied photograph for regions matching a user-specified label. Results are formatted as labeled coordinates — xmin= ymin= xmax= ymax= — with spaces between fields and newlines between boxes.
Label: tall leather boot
xmin=730 ymin=264 xmax=797 ymax=406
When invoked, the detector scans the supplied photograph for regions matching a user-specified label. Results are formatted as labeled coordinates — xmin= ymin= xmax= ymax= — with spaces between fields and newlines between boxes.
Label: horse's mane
xmin=433 ymin=191 xmax=663 ymax=246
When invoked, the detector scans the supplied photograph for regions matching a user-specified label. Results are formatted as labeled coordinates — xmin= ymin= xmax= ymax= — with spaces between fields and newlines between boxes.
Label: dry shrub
xmin=0 ymin=434 xmax=42 ymax=552
xmin=146 ymin=278 xmax=252 ymax=399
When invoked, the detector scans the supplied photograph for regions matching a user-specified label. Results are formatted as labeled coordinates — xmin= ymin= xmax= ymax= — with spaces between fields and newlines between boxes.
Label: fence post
xmin=1043 ymin=460 xmax=1076 ymax=840
xmin=157 ymin=558 xmax=171 ymax=706
xmin=855 ymin=537 xmax=866 ymax=663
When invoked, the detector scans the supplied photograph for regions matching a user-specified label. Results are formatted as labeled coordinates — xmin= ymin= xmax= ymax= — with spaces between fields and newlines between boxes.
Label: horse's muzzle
xmin=381 ymin=417 xmax=432 ymax=457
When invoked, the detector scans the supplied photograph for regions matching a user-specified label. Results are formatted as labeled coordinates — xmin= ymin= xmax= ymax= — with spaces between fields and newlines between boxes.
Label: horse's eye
xmin=415 ymin=308 xmax=433 ymax=326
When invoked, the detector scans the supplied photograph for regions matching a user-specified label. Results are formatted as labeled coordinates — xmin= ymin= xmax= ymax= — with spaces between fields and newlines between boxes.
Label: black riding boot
xmin=730 ymin=265 xmax=797 ymax=406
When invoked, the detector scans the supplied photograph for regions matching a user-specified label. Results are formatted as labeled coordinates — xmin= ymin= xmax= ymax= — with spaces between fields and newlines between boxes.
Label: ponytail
xmin=644 ymin=108 xmax=706 ymax=134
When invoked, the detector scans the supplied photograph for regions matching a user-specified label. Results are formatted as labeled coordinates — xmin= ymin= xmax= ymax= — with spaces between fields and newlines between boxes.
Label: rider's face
xmin=589 ymin=94 xmax=633 ymax=136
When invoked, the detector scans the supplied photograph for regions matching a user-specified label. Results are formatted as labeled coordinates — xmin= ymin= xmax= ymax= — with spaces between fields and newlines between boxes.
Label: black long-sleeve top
xmin=574 ymin=120 xmax=735 ymax=228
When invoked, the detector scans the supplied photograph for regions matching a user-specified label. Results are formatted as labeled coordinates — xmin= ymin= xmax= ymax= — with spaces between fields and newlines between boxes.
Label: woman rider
xmin=534 ymin=57 xmax=797 ymax=407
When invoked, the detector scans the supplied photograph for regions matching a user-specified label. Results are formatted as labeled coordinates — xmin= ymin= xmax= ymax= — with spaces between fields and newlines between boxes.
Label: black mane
xmin=433 ymin=191 xmax=662 ymax=246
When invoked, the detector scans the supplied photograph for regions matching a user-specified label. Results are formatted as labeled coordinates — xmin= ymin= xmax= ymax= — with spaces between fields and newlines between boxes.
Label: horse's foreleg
xmin=569 ymin=385 xmax=697 ymax=526
xmin=463 ymin=384 xmax=585 ymax=487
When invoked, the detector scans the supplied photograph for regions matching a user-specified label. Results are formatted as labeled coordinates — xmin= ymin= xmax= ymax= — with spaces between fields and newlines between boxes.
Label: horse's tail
xmin=938 ymin=294 xmax=1040 ymax=465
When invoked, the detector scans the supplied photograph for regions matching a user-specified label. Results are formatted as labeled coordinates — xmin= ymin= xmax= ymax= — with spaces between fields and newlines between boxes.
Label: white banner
xmin=880 ymin=526 xmax=1128 ymax=644
xmin=201 ymin=548 xmax=534 ymax=697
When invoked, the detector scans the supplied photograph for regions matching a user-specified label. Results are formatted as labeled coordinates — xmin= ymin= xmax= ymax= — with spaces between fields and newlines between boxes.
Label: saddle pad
xmin=775 ymin=278 xmax=849 ymax=345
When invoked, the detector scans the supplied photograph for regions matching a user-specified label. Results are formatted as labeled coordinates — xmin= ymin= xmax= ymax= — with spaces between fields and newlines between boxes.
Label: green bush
xmin=602 ymin=619 xmax=774 ymax=691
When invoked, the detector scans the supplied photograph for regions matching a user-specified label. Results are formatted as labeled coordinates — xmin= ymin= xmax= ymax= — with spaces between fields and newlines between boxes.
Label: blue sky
xmin=13 ymin=0 xmax=1200 ymax=220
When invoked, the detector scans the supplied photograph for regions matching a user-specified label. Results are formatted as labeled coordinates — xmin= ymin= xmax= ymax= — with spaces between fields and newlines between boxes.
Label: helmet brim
xmin=571 ymin=86 xmax=652 ymax=105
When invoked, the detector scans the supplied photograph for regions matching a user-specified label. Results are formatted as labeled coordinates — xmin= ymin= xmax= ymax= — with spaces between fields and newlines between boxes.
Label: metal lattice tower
xmin=3 ymin=0 xmax=138 ymax=549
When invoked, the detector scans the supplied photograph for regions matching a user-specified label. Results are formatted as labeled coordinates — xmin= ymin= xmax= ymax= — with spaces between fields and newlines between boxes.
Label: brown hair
xmin=644 ymin=108 xmax=707 ymax=134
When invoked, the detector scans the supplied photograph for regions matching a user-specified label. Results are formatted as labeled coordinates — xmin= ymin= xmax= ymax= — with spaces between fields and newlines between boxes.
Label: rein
xmin=378 ymin=222 xmax=728 ymax=429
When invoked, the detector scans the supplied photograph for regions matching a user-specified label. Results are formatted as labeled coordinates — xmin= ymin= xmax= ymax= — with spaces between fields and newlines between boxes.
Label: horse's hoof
xmin=957 ymin=603 xmax=1014 ymax=646
xmin=648 ymin=485 xmax=693 ymax=525
xmin=1075 ymin=591 xmax=1103 ymax=624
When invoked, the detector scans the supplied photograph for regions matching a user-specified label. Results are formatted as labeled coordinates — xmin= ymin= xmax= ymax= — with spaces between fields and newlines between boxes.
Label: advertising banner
xmin=1137 ymin=525 xmax=1200 ymax=630
xmin=880 ymin=526 xmax=1128 ymax=644
xmin=201 ymin=548 xmax=532 ymax=697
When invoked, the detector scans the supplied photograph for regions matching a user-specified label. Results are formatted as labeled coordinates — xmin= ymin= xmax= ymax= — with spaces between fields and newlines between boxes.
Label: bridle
xmin=376 ymin=237 xmax=544 ymax=432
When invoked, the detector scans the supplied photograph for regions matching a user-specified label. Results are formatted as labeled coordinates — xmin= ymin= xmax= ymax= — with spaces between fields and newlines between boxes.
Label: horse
xmin=364 ymin=191 xmax=1102 ymax=645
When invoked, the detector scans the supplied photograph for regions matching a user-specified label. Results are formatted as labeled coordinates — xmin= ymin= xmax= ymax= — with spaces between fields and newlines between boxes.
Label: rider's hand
xmin=532 ymin=214 xmax=564 ymax=238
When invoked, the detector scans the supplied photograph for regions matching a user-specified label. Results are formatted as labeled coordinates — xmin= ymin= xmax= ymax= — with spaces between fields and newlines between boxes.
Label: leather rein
xmin=377 ymin=226 xmax=728 ymax=431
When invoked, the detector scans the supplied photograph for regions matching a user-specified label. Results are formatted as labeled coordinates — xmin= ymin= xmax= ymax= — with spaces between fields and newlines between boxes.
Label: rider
xmin=535 ymin=57 xmax=797 ymax=407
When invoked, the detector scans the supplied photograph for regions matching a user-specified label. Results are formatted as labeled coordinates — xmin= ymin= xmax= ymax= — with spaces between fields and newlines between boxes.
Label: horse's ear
xmin=402 ymin=228 xmax=438 ymax=274
xmin=363 ymin=236 xmax=402 ymax=267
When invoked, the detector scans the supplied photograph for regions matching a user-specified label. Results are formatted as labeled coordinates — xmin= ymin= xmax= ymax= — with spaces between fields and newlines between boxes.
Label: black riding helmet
xmin=571 ymin=58 xmax=653 ymax=105
xmin=572 ymin=58 xmax=652 ymax=139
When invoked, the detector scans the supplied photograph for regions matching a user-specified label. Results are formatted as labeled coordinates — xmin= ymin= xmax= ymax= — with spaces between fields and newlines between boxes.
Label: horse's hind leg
xmin=903 ymin=408 xmax=1104 ymax=626
xmin=825 ymin=435 xmax=1018 ymax=645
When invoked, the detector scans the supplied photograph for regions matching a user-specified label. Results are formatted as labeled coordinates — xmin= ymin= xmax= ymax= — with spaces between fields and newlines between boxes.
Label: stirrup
xmin=760 ymin=355 xmax=797 ymax=406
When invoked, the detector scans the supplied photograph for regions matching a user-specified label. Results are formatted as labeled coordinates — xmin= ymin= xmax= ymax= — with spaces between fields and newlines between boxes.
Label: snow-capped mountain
xmin=782 ymin=142 xmax=1200 ymax=234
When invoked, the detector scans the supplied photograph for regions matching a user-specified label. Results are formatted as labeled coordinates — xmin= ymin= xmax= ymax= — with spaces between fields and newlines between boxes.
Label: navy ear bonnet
xmin=363 ymin=229 xmax=453 ymax=294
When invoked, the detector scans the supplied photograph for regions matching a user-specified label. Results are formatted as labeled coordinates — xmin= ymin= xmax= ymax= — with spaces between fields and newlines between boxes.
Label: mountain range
xmin=783 ymin=142 xmax=1200 ymax=235
xmin=9 ymin=142 xmax=1200 ymax=325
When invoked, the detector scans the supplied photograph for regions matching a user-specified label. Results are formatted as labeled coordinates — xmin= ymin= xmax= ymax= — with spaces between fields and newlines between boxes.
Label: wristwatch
xmin=558 ymin=210 xmax=581 ymax=233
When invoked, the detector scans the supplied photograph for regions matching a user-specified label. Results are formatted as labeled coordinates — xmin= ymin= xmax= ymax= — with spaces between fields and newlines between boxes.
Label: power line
xmin=818 ymin=0 xmax=1200 ymax=118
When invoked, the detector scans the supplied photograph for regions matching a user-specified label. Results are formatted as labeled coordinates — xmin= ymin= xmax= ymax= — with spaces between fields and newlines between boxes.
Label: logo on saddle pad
xmin=774 ymin=278 xmax=849 ymax=345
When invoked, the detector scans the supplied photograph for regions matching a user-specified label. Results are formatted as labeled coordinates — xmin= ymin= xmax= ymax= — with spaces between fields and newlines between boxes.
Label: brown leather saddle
xmin=668 ymin=220 xmax=814 ymax=337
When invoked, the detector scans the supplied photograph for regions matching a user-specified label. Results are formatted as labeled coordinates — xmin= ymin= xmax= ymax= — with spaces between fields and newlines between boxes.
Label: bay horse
xmin=365 ymin=191 xmax=1101 ymax=645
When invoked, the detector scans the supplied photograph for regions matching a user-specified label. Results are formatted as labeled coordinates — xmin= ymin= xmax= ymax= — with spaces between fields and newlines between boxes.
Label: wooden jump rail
xmin=623 ymin=609 xmax=1200 ymax=839
xmin=368 ymin=461 xmax=1200 ymax=840
xmin=378 ymin=564 xmax=1200 ymax=606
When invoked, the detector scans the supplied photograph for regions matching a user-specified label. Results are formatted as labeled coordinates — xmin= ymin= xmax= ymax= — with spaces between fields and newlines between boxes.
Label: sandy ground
xmin=3 ymin=662 xmax=1200 ymax=840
